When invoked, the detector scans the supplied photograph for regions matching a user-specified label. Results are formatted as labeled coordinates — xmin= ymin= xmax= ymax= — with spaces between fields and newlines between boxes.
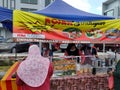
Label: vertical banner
xmin=1 ymin=62 xmax=21 ymax=90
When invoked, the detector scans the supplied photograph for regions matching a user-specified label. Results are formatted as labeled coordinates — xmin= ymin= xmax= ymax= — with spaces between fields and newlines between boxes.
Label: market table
xmin=1 ymin=62 xmax=109 ymax=90
xmin=51 ymin=75 xmax=108 ymax=90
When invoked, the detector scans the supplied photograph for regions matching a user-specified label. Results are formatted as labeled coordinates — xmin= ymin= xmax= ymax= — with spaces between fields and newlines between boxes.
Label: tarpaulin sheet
xmin=13 ymin=10 xmax=120 ymax=43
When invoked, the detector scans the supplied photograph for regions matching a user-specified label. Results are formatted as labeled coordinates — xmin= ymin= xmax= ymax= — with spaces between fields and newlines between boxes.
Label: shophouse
xmin=102 ymin=0 xmax=120 ymax=18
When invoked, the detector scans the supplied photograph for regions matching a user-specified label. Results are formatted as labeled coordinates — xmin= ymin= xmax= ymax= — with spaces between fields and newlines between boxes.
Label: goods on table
xmin=52 ymin=57 xmax=95 ymax=76
xmin=52 ymin=58 xmax=76 ymax=76
xmin=76 ymin=64 xmax=93 ymax=75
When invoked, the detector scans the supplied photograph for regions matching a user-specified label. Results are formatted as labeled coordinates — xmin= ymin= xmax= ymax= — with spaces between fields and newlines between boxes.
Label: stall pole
xmin=103 ymin=43 xmax=105 ymax=53
xmin=39 ymin=42 xmax=42 ymax=54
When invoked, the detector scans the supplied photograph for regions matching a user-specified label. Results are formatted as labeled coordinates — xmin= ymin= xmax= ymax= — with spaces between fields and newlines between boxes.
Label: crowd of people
xmin=64 ymin=43 xmax=98 ymax=65
xmin=16 ymin=43 xmax=98 ymax=90
xmin=16 ymin=43 xmax=120 ymax=90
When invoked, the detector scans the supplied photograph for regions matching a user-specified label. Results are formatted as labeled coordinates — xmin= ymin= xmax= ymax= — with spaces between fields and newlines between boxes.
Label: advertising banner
xmin=13 ymin=10 xmax=120 ymax=43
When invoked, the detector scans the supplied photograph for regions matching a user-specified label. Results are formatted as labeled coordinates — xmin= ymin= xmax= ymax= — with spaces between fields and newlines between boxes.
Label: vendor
xmin=65 ymin=43 xmax=81 ymax=56
xmin=90 ymin=44 xmax=98 ymax=58
xmin=80 ymin=43 xmax=98 ymax=65
xmin=64 ymin=43 xmax=85 ymax=64
xmin=80 ymin=44 xmax=91 ymax=64
xmin=41 ymin=43 xmax=53 ymax=57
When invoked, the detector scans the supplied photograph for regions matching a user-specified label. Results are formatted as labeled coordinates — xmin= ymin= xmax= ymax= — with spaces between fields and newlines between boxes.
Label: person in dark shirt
xmin=90 ymin=44 xmax=98 ymax=58
xmin=64 ymin=43 xmax=85 ymax=64
xmin=65 ymin=43 xmax=81 ymax=56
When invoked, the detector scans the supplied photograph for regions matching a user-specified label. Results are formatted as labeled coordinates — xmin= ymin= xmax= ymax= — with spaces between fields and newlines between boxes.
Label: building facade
xmin=0 ymin=0 xmax=54 ymax=39
xmin=102 ymin=0 xmax=120 ymax=19
xmin=0 ymin=0 xmax=54 ymax=11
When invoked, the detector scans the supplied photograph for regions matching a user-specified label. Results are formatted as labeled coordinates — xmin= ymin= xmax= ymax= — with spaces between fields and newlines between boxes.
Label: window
xmin=21 ymin=8 xmax=37 ymax=12
xmin=10 ymin=0 xmax=15 ymax=10
xmin=21 ymin=0 xmax=38 ymax=4
xmin=118 ymin=7 xmax=120 ymax=16
xmin=45 ymin=0 xmax=51 ymax=7
xmin=104 ymin=9 xmax=114 ymax=17
xmin=0 ymin=36 xmax=5 ymax=43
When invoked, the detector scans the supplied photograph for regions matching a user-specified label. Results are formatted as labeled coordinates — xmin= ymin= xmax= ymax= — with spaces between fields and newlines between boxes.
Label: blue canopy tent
xmin=0 ymin=6 xmax=13 ymax=32
xmin=34 ymin=0 xmax=114 ymax=22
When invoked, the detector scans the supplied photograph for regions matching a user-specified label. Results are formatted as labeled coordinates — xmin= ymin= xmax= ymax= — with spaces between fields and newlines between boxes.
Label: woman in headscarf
xmin=16 ymin=45 xmax=53 ymax=90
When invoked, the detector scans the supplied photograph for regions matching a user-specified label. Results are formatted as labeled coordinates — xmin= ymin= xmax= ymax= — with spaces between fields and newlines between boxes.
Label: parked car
xmin=0 ymin=38 xmax=38 ymax=53
xmin=0 ymin=36 xmax=5 ymax=43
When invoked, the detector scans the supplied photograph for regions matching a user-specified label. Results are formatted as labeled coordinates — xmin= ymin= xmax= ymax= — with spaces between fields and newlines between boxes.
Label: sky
xmin=63 ymin=0 xmax=106 ymax=15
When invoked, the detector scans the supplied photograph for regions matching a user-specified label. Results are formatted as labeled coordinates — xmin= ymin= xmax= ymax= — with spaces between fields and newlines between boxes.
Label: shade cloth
xmin=0 ymin=6 xmax=13 ymax=32
xmin=34 ymin=0 xmax=114 ymax=22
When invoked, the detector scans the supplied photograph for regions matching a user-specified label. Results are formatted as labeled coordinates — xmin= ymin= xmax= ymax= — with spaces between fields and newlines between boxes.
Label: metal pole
xmin=39 ymin=42 xmax=42 ymax=54
xmin=103 ymin=43 xmax=105 ymax=53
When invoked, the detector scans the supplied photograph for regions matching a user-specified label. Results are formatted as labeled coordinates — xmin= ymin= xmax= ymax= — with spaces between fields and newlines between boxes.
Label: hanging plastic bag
xmin=108 ymin=75 xmax=114 ymax=90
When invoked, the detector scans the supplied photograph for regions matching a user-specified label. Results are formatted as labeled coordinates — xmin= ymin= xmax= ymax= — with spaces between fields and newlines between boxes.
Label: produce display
xmin=52 ymin=58 xmax=76 ymax=76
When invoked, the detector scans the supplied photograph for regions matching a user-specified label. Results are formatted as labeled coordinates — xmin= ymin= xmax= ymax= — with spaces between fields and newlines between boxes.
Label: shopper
xmin=110 ymin=60 xmax=120 ymax=90
xmin=16 ymin=45 xmax=53 ymax=90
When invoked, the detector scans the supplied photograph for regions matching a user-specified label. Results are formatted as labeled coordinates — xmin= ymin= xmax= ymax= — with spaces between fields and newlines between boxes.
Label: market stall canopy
xmin=34 ymin=0 xmax=114 ymax=22
xmin=0 ymin=6 xmax=13 ymax=32
xmin=13 ymin=10 xmax=120 ymax=43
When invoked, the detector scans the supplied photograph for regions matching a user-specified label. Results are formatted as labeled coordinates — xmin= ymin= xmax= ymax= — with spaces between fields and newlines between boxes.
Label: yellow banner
xmin=13 ymin=10 xmax=120 ymax=43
